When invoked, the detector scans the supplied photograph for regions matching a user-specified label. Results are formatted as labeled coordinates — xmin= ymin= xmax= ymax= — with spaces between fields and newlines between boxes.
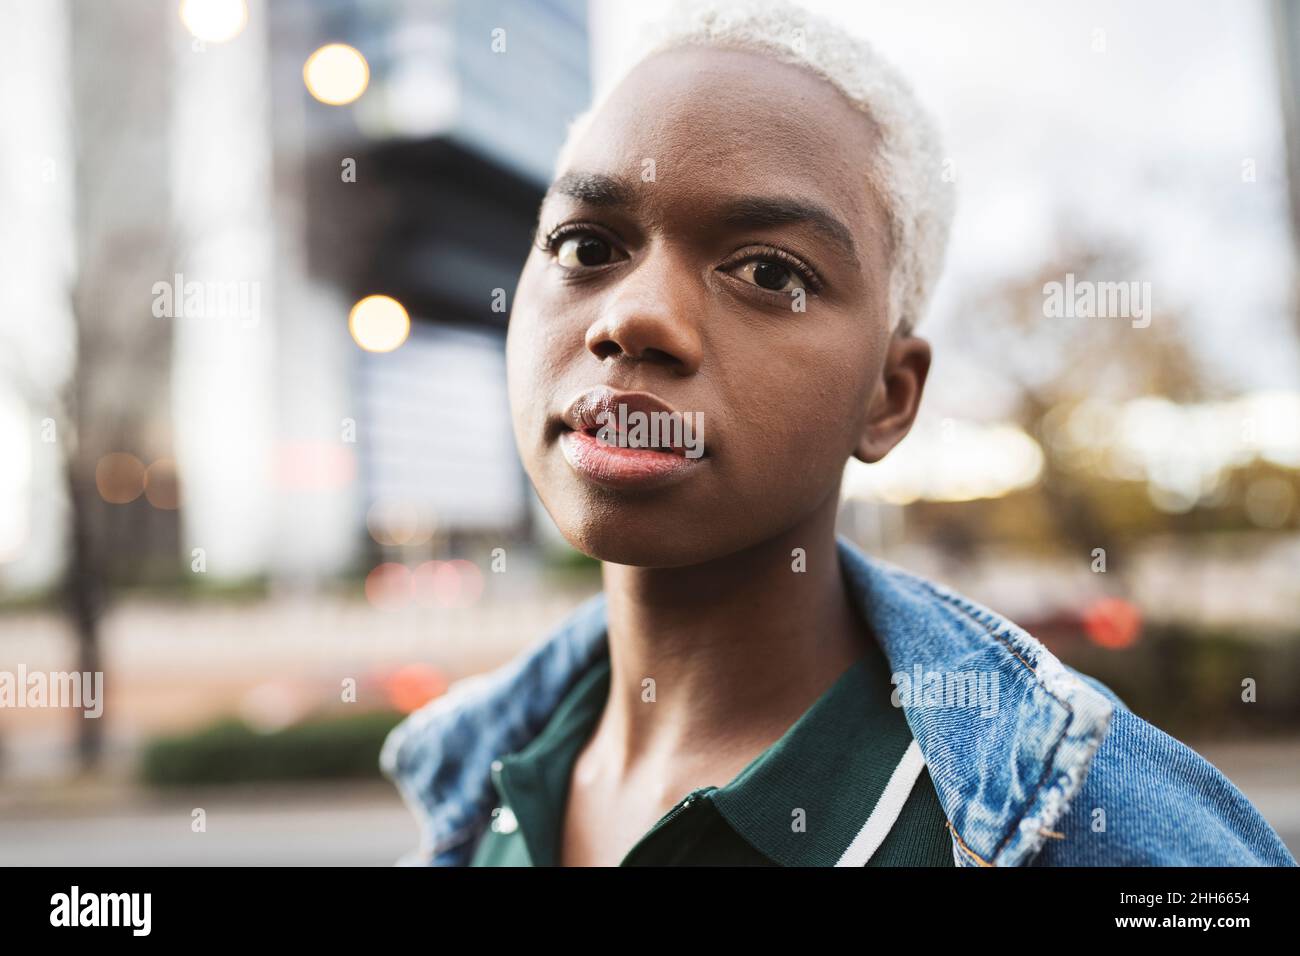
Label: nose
xmin=583 ymin=248 xmax=703 ymax=375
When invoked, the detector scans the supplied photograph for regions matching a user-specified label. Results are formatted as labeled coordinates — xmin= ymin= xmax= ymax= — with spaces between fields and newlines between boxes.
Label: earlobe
xmin=853 ymin=333 xmax=931 ymax=464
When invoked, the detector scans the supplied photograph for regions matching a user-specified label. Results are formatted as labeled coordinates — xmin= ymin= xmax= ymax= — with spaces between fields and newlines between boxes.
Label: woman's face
xmin=506 ymin=45 xmax=922 ymax=568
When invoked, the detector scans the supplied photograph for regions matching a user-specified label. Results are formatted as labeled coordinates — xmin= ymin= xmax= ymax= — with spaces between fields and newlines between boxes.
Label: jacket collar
xmin=381 ymin=534 xmax=1114 ymax=866
xmin=834 ymin=535 xmax=1114 ymax=865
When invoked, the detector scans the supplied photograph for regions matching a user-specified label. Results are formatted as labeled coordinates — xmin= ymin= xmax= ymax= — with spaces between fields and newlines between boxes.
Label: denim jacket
xmin=380 ymin=535 xmax=1297 ymax=867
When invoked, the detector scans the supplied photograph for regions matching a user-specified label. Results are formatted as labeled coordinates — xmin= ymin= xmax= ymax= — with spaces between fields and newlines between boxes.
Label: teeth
xmin=581 ymin=426 xmax=680 ymax=453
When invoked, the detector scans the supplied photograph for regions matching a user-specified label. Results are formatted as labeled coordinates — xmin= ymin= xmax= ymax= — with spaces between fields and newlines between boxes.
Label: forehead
xmin=557 ymin=45 xmax=890 ymax=253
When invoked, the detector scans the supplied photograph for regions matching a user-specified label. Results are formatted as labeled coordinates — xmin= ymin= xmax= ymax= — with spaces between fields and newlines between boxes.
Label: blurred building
xmin=282 ymin=0 xmax=592 ymax=564
xmin=1276 ymin=0 xmax=1300 ymax=334
xmin=0 ymin=0 xmax=591 ymax=593
xmin=0 ymin=0 xmax=591 ymax=594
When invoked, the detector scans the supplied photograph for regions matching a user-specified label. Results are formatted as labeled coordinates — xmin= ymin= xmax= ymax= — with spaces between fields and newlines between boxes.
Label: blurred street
xmin=0 ymin=780 xmax=418 ymax=866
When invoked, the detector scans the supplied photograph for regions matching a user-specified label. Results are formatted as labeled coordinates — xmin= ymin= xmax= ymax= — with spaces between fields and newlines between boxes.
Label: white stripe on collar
xmin=835 ymin=738 xmax=927 ymax=866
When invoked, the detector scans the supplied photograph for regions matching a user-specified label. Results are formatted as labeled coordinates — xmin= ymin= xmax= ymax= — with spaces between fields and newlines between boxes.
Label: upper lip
xmin=559 ymin=386 xmax=704 ymax=455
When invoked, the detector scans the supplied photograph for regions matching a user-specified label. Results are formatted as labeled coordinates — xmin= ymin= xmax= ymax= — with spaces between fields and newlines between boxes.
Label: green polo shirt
xmin=470 ymin=635 xmax=954 ymax=867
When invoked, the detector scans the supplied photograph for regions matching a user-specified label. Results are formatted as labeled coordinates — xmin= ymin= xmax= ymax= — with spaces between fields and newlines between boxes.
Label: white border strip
xmin=835 ymin=738 xmax=927 ymax=867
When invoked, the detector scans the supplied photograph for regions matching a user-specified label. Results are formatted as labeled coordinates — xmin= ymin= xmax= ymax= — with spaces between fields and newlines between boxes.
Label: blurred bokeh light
xmin=178 ymin=0 xmax=248 ymax=44
xmin=348 ymin=294 xmax=410 ymax=352
xmin=95 ymin=452 xmax=146 ymax=505
xmin=303 ymin=42 xmax=370 ymax=106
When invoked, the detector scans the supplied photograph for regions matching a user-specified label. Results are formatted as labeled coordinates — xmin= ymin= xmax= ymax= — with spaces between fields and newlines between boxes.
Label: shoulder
xmin=842 ymin=542 xmax=1295 ymax=867
xmin=1033 ymin=669 xmax=1296 ymax=866
xmin=379 ymin=591 xmax=611 ymax=864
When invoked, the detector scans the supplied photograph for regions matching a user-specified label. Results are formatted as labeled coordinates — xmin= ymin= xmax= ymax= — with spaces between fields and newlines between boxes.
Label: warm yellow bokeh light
xmin=303 ymin=43 xmax=370 ymax=105
xmin=144 ymin=458 xmax=182 ymax=510
xmin=96 ymin=453 xmax=146 ymax=505
xmin=841 ymin=419 xmax=1044 ymax=505
xmin=349 ymin=295 xmax=410 ymax=352
xmin=179 ymin=0 xmax=248 ymax=44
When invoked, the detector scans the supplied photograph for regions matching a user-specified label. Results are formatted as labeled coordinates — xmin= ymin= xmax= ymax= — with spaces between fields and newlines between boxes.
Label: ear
xmin=853 ymin=332 xmax=931 ymax=464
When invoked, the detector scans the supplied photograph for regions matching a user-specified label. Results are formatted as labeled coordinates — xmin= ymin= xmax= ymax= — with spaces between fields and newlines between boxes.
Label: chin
xmin=540 ymin=486 xmax=724 ymax=569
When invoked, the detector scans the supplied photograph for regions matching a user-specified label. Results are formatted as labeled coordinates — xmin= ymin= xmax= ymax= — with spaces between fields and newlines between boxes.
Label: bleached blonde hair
xmin=554 ymin=0 xmax=954 ymax=335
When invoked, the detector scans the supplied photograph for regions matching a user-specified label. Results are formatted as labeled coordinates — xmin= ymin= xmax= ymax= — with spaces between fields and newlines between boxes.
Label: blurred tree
xmin=60 ymin=0 xmax=177 ymax=771
xmin=954 ymin=237 xmax=1208 ymax=567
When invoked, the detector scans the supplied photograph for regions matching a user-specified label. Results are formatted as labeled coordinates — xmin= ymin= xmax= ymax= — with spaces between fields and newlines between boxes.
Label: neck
xmin=594 ymin=490 xmax=869 ymax=786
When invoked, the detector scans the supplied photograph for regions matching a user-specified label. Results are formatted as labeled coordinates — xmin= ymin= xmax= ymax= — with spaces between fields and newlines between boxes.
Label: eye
xmin=719 ymin=247 xmax=821 ymax=296
xmin=729 ymin=259 xmax=808 ymax=293
xmin=551 ymin=231 xmax=625 ymax=269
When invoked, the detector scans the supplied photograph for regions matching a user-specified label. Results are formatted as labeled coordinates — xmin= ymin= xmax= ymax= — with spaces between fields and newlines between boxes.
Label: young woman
xmin=382 ymin=0 xmax=1296 ymax=867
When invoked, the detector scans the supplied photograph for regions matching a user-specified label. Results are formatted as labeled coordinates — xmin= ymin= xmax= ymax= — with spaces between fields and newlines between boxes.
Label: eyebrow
xmin=717 ymin=196 xmax=859 ymax=264
xmin=546 ymin=172 xmax=859 ymax=264
xmin=547 ymin=172 xmax=636 ymax=207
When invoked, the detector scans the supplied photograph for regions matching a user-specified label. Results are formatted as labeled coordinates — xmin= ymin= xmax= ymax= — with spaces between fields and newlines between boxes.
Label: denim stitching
xmin=947 ymin=820 xmax=993 ymax=867
xmin=897 ymin=570 xmax=1087 ymax=864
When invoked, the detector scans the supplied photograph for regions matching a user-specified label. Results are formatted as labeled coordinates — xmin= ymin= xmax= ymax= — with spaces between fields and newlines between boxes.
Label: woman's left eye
xmin=725 ymin=259 xmax=810 ymax=293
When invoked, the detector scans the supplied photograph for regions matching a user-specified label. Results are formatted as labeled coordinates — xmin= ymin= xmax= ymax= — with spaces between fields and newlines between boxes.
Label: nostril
xmin=589 ymin=340 xmax=622 ymax=361
xmin=638 ymin=346 xmax=684 ymax=368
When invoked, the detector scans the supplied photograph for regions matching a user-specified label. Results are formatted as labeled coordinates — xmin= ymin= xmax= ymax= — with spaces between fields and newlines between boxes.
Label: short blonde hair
xmin=555 ymin=0 xmax=955 ymax=334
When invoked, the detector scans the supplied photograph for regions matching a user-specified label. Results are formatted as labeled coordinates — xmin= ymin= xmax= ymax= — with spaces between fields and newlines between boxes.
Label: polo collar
xmin=498 ymin=638 xmax=928 ymax=868
xmin=706 ymin=636 xmax=924 ymax=866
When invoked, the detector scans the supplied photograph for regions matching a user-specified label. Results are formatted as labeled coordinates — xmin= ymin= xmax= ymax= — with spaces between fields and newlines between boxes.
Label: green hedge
xmin=140 ymin=709 xmax=405 ymax=786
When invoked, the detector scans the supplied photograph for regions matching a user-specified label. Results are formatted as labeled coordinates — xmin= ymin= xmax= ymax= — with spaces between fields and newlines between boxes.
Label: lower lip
xmin=558 ymin=429 xmax=706 ymax=489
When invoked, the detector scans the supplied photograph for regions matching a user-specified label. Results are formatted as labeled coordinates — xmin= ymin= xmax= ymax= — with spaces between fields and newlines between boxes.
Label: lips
xmin=555 ymin=386 xmax=708 ymax=489
xmin=560 ymin=386 xmax=704 ymax=458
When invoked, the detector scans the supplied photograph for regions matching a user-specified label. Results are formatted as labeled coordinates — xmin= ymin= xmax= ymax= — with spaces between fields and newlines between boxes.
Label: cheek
xmin=505 ymin=312 xmax=548 ymax=469
xmin=506 ymin=267 xmax=563 ymax=429
xmin=716 ymin=333 xmax=875 ymax=500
